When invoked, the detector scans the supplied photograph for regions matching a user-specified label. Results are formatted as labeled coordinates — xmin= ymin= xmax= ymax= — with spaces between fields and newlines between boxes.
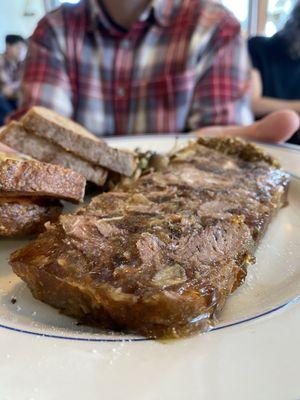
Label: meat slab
xmin=10 ymin=138 xmax=289 ymax=338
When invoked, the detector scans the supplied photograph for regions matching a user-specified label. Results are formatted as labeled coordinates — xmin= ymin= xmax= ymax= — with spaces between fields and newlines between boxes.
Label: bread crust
xmin=0 ymin=158 xmax=86 ymax=203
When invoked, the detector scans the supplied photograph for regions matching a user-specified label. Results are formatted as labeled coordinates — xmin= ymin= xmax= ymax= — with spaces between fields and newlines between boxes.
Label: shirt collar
xmin=87 ymin=0 xmax=179 ymax=33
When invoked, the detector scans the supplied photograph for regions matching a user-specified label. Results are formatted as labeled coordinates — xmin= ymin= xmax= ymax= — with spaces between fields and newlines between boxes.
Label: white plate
xmin=1 ymin=136 xmax=300 ymax=400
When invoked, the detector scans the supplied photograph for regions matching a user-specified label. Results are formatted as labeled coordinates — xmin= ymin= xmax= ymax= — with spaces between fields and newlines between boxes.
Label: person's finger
xmin=251 ymin=110 xmax=300 ymax=142
xmin=195 ymin=125 xmax=235 ymax=137
xmin=195 ymin=110 xmax=300 ymax=143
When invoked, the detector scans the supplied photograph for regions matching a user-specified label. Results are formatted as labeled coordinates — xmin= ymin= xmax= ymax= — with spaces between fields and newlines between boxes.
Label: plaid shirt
xmin=13 ymin=0 xmax=252 ymax=136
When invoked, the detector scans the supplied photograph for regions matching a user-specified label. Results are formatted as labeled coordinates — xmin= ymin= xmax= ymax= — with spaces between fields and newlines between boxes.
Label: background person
xmin=248 ymin=3 xmax=300 ymax=144
xmin=0 ymin=35 xmax=27 ymax=125
xmin=11 ymin=0 xmax=253 ymax=136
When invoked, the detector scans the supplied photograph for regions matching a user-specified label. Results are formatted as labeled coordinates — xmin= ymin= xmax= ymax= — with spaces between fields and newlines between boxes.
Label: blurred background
xmin=0 ymin=1 xmax=79 ymax=52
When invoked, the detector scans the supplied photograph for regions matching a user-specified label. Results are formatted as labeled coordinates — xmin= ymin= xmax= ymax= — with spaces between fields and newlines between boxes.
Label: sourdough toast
xmin=0 ymin=158 xmax=86 ymax=203
xmin=21 ymin=107 xmax=137 ymax=177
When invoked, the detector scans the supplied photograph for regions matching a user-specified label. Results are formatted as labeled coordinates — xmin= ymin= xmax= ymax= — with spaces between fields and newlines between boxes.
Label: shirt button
xmin=122 ymin=39 xmax=130 ymax=48
xmin=117 ymin=87 xmax=126 ymax=97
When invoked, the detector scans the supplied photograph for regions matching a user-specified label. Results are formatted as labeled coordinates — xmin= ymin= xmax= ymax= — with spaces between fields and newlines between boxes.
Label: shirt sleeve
xmin=187 ymin=14 xmax=253 ymax=129
xmin=9 ymin=15 xmax=74 ymax=120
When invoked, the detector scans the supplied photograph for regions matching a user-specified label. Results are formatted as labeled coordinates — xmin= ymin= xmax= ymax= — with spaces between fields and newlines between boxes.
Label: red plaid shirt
xmin=13 ymin=0 xmax=252 ymax=136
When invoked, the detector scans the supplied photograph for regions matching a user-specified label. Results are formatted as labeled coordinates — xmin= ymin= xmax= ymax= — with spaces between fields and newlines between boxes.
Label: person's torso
xmin=51 ymin=0 xmax=238 ymax=136
xmin=248 ymin=35 xmax=300 ymax=100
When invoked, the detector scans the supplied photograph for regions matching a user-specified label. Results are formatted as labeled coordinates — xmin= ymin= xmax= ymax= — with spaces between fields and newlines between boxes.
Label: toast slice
xmin=0 ymin=122 xmax=108 ymax=186
xmin=0 ymin=157 xmax=86 ymax=203
xmin=0 ymin=197 xmax=62 ymax=237
xmin=21 ymin=107 xmax=137 ymax=177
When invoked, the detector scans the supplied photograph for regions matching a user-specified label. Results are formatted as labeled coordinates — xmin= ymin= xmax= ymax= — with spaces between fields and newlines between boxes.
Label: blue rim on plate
xmin=1 ymin=297 xmax=299 ymax=343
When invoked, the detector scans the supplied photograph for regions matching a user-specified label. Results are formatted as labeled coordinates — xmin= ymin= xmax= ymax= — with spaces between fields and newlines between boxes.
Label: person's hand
xmin=195 ymin=110 xmax=300 ymax=143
